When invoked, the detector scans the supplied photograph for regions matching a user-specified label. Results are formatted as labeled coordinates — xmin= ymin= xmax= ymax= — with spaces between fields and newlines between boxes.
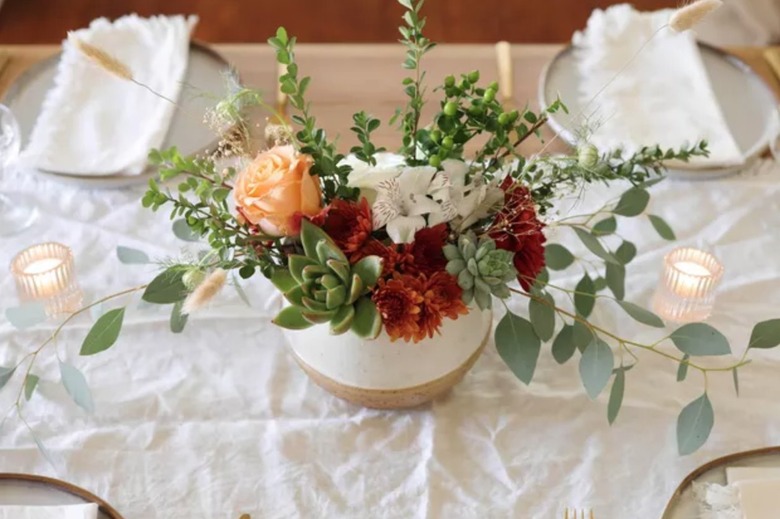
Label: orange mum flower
xmin=310 ymin=197 xmax=373 ymax=257
xmin=373 ymin=271 xmax=468 ymax=343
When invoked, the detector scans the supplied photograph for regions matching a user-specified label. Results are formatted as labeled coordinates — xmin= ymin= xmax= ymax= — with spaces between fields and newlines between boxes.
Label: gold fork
xmin=564 ymin=509 xmax=594 ymax=519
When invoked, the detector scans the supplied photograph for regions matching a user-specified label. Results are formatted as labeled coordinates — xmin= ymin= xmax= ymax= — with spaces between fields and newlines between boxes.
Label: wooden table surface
xmin=0 ymin=43 xmax=778 ymax=154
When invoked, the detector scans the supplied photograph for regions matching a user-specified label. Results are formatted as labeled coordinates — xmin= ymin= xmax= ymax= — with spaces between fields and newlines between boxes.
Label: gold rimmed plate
xmin=2 ymin=42 xmax=230 ymax=189
xmin=539 ymin=43 xmax=779 ymax=179
xmin=0 ymin=473 xmax=123 ymax=518
xmin=662 ymin=446 xmax=780 ymax=518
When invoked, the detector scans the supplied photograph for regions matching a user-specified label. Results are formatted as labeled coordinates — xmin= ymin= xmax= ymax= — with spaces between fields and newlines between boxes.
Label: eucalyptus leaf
xmin=615 ymin=241 xmax=637 ymax=265
xmin=579 ymin=339 xmax=615 ymax=399
xmin=614 ymin=187 xmax=650 ymax=217
xmin=677 ymin=393 xmax=714 ymax=455
xmin=748 ymin=319 xmax=780 ymax=350
xmin=116 ymin=246 xmax=150 ymax=265
xmin=5 ymin=302 xmax=47 ymax=330
xmin=671 ymin=323 xmax=730 ymax=356
xmin=592 ymin=216 xmax=617 ymax=236
xmin=572 ymin=320 xmax=594 ymax=352
xmin=529 ymin=293 xmax=555 ymax=342
xmin=24 ymin=374 xmax=39 ymax=401
xmin=545 ymin=244 xmax=575 ymax=271
xmin=170 ymin=301 xmax=188 ymax=333
xmin=605 ymin=262 xmax=626 ymax=300
xmin=172 ymin=219 xmax=200 ymax=242
xmin=232 ymin=274 xmax=252 ymax=307
xmin=732 ymin=367 xmax=740 ymax=397
xmin=32 ymin=431 xmax=56 ymax=468
xmin=495 ymin=312 xmax=541 ymax=385
xmin=142 ymin=269 xmax=188 ymax=304
xmin=617 ymin=301 xmax=664 ymax=328
xmin=80 ymin=308 xmax=125 ymax=356
xmin=677 ymin=354 xmax=690 ymax=382
xmin=552 ymin=325 xmax=577 ymax=364
xmin=648 ymin=215 xmax=676 ymax=240
xmin=59 ymin=362 xmax=94 ymax=413
xmin=573 ymin=228 xmax=619 ymax=264
xmin=0 ymin=366 xmax=15 ymax=391
xmin=574 ymin=275 xmax=596 ymax=318
xmin=608 ymin=369 xmax=625 ymax=425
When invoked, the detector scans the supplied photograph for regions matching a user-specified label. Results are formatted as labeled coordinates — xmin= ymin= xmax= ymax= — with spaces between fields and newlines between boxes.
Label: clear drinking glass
xmin=0 ymin=103 xmax=36 ymax=235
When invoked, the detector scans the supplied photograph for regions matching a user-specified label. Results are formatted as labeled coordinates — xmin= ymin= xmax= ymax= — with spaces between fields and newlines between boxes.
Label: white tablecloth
xmin=2 ymin=162 xmax=780 ymax=519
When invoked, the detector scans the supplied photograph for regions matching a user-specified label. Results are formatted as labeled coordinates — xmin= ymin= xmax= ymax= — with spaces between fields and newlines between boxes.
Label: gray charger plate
xmin=3 ymin=42 xmax=229 ymax=189
xmin=0 ymin=473 xmax=122 ymax=518
xmin=539 ymin=43 xmax=779 ymax=179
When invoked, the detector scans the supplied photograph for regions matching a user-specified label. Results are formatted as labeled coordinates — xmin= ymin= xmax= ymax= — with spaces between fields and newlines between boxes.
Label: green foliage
xmin=0 ymin=366 xmax=15 ymax=391
xmin=677 ymin=354 xmax=690 ymax=382
xmin=529 ymin=293 xmax=555 ymax=342
xmin=579 ymin=338 xmax=614 ymax=399
xmin=272 ymin=220 xmax=382 ymax=337
xmin=748 ymin=319 xmax=780 ymax=350
xmin=143 ymin=268 xmax=189 ymax=305
xmin=349 ymin=111 xmax=385 ymax=166
xmin=5 ymin=302 xmax=47 ymax=330
xmin=552 ymin=325 xmax=577 ymax=364
xmin=608 ymin=369 xmax=625 ymax=425
xmin=172 ymin=219 xmax=200 ymax=242
xmin=60 ymin=361 xmax=94 ymax=413
xmin=617 ymin=301 xmax=664 ymax=328
xmin=615 ymin=241 xmax=637 ymax=265
xmin=495 ymin=311 xmax=541 ymax=385
xmin=573 ymin=227 xmax=618 ymax=265
xmin=116 ymin=246 xmax=150 ymax=265
xmin=574 ymin=274 xmax=596 ymax=318
xmin=605 ymin=262 xmax=625 ymax=301
xmin=592 ymin=216 xmax=617 ymax=236
xmin=445 ymin=233 xmax=516 ymax=310
xmin=613 ymin=187 xmax=649 ymax=217
xmin=671 ymin=323 xmax=730 ymax=356
xmin=80 ymin=308 xmax=125 ymax=356
xmin=170 ymin=301 xmax=189 ymax=333
xmin=648 ymin=215 xmax=676 ymax=240
xmin=545 ymin=244 xmax=574 ymax=271
xmin=24 ymin=374 xmax=39 ymax=401
xmin=677 ymin=393 xmax=714 ymax=455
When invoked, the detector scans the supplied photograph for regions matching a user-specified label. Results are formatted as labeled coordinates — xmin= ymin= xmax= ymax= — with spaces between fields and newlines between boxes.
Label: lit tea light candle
xmin=11 ymin=242 xmax=82 ymax=315
xmin=653 ymin=247 xmax=724 ymax=323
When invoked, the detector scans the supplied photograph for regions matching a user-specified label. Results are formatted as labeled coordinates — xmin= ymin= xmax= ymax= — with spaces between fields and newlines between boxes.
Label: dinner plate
xmin=662 ymin=446 xmax=780 ymax=518
xmin=2 ymin=42 xmax=229 ymax=189
xmin=539 ymin=43 xmax=779 ymax=179
xmin=0 ymin=473 xmax=122 ymax=518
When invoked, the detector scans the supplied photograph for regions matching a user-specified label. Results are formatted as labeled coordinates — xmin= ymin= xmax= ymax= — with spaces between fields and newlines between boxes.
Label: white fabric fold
xmin=22 ymin=14 xmax=197 ymax=176
xmin=573 ymin=4 xmax=744 ymax=167
xmin=0 ymin=503 xmax=98 ymax=519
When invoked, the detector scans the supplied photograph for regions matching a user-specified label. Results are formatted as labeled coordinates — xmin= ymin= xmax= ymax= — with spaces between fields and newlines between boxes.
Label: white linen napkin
xmin=572 ymin=4 xmax=744 ymax=167
xmin=0 ymin=503 xmax=98 ymax=519
xmin=695 ymin=467 xmax=780 ymax=518
xmin=22 ymin=14 xmax=197 ymax=176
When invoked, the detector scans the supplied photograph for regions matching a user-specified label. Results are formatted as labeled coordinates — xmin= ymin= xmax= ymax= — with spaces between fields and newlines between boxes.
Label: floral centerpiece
xmin=6 ymin=0 xmax=780 ymax=456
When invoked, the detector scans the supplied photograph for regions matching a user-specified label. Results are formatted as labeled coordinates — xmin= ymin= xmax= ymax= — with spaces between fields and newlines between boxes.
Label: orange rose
xmin=233 ymin=145 xmax=322 ymax=236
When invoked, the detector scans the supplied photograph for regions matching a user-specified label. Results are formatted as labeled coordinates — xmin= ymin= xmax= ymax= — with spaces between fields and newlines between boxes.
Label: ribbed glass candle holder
xmin=11 ymin=242 xmax=82 ymax=315
xmin=653 ymin=247 xmax=724 ymax=323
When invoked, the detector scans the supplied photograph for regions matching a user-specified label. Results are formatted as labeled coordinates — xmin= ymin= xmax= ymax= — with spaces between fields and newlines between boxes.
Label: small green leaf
xmin=573 ymin=227 xmax=619 ymax=264
xmin=617 ymin=301 xmax=664 ymax=328
xmin=24 ymin=374 xmax=39 ymax=401
xmin=172 ymin=219 xmax=200 ymax=241
xmin=170 ymin=301 xmax=188 ymax=334
xmin=677 ymin=393 xmax=714 ymax=455
xmin=545 ymin=244 xmax=575 ymax=271
xmin=552 ymin=325 xmax=576 ymax=364
xmin=677 ymin=354 xmax=690 ymax=382
xmin=579 ymin=339 xmax=614 ymax=399
xmin=0 ymin=366 xmax=15 ymax=391
xmin=648 ymin=215 xmax=676 ymax=240
xmin=592 ymin=216 xmax=617 ymax=236
xmin=116 ymin=246 xmax=150 ymax=264
xmin=605 ymin=262 xmax=625 ymax=300
xmin=575 ymin=274 xmax=596 ymax=318
xmin=273 ymin=306 xmax=315 ymax=330
xmin=614 ymin=187 xmax=650 ymax=217
xmin=572 ymin=320 xmax=594 ymax=352
xmin=608 ymin=369 xmax=625 ymax=425
xmin=671 ymin=323 xmax=730 ymax=356
xmin=80 ymin=308 xmax=125 ymax=356
xmin=732 ymin=367 xmax=740 ymax=397
xmin=5 ymin=302 xmax=47 ymax=330
xmin=529 ymin=293 xmax=555 ymax=342
xmin=615 ymin=241 xmax=637 ymax=265
xmin=748 ymin=319 xmax=780 ymax=350
xmin=495 ymin=312 xmax=541 ymax=385
xmin=59 ymin=362 xmax=94 ymax=413
xmin=142 ymin=269 xmax=188 ymax=304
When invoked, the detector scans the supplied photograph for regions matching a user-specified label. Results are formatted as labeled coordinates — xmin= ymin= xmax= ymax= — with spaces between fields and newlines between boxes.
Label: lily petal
xmin=386 ymin=215 xmax=425 ymax=244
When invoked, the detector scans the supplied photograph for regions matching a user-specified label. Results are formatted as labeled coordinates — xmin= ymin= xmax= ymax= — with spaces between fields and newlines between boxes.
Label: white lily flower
xmin=429 ymin=159 xmax=505 ymax=230
xmin=343 ymin=153 xmax=406 ymax=191
xmin=372 ymin=165 xmax=444 ymax=244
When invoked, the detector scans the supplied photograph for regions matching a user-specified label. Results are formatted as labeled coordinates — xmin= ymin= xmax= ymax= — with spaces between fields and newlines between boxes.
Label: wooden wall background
xmin=0 ymin=0 xmax=675 ymax=44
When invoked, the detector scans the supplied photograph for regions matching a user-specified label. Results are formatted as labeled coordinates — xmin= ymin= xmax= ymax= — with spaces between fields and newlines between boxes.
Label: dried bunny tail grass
xmin=182 ymin=268 xmax=227 ymax=315
xmin=68 ymin=33 xmax=133 ymax=81
xmin=669 ymin=0 xmax=723 ymax=32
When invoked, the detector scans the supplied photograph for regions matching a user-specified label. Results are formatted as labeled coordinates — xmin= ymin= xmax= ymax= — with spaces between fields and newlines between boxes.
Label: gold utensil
xmin=763 ymin=48 xmax=780 ymax=87
xmin=495 ymin=41 xmax=513 ymax=107
xmin=564 ymin=508 xmax=594 ymax=519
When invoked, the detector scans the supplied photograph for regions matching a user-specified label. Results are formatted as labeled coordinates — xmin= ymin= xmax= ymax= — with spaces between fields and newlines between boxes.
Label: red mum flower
xmin=417 ymin=271 xmax=469 ymax=340
xmin=352 ymin=239 xmax=401 ymax=277
xmin=488 ymin=177 xmax=547 ymax=291
xmin=401 ymin=223 xmax=449 ymax=276
xmin=310 ymin=197 xmax=373 ymax=257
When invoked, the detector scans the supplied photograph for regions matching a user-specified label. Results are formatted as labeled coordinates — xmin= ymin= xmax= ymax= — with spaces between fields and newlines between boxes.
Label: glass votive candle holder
xmin=11 ymin=242 xmax=82 ymax=316
xmin=652 ymin=247 xmax=724 ymax=323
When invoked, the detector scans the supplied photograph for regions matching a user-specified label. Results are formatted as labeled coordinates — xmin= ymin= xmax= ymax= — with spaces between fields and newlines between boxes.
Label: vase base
xmin=290 ymin=330 xmax=490 ymax=410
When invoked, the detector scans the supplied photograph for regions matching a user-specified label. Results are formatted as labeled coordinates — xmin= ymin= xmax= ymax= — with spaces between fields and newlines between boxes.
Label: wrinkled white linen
xmin=2 ymin=161 xmax=780 ymax=518
xmin=0 ymin=504 xmax=97 ymax=519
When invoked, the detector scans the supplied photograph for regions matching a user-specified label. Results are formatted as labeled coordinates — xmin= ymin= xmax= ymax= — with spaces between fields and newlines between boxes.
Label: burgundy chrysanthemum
xmin=310 ymin=197 xmax=373 ymax=258
xmin=401 ymin=223 xmax=449 ymax=276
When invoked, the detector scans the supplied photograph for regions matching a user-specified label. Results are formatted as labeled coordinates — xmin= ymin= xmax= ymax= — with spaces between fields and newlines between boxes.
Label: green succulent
xmin=444 ymin=232 xmax=516 ymax=310
xmin=271 ymin=219 xmax=383 ymax=338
